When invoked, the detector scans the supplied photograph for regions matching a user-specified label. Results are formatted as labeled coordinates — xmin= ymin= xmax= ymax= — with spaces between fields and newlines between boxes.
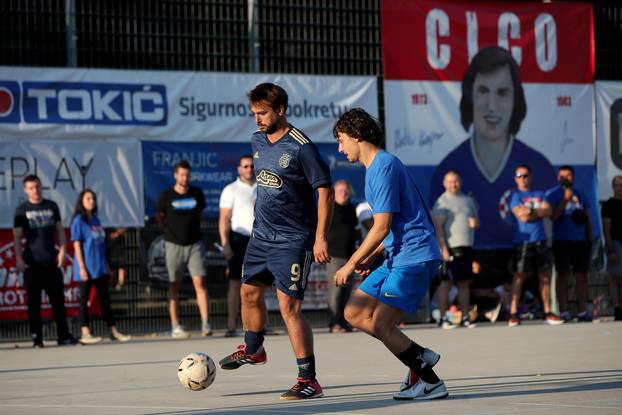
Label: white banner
xmin=596 ymin=81 xmax=622 ymax=200
xmin=385 ymin=81 xmax=595 ymax=166
xmin=0 ymin=139 xmax=144 ymax=227
xmin=0 ymin=67 xmax=377 ymax=143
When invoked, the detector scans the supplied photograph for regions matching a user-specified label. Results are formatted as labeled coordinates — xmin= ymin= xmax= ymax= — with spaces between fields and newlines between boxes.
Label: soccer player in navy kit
xmin=333 ymin=108 xmax=448 ymax=400
xmin=219 ymin=83 xmax=334 ymax=400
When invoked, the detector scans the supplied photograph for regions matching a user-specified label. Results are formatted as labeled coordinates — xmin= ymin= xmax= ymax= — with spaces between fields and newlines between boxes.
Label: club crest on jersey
xmin=257 ymin=169 xmax=283 ymax=188
xmin=279 ymin=153 xmax=291 ymax=168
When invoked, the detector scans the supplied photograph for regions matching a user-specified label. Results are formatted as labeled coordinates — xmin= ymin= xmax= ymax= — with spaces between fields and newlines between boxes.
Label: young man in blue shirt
xmin=219 ymin=83 xmax=334 ymax=400
xmin=332 ymin=108 xmax=448 ymax=401
xmin=508 ymin=165 xmax=563 ymax=327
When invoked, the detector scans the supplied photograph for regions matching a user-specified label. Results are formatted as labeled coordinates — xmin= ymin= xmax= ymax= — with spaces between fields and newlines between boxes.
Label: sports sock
xmin=244 ymin=330 xmax=265 ymax=354
xmin=296 ymin=355 xmax=316 ymax=381
xmin=395 ymin=342 xmax=440 ymax=384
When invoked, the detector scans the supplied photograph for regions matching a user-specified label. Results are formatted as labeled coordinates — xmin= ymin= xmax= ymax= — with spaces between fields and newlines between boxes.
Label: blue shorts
xmin=242 ymin=236 xmax=313 ymax=300
xmin=358 ymin=259 xmax=441 ymax=314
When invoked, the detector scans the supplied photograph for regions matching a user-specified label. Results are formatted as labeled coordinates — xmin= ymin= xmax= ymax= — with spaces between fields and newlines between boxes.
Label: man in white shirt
xmin=219 ymin=154 xmax=257 ymax=337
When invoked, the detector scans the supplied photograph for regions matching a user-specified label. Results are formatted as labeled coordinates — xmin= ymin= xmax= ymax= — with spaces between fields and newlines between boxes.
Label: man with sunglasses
xmin=508 ymin=165 xmax=563 ymax=327
xmin=219 ymin=154 xmax=257 ymax=337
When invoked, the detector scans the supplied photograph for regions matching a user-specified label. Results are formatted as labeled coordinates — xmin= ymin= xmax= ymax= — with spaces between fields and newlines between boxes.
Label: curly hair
xmin=332 ymin=108 xmax=384 ymax=147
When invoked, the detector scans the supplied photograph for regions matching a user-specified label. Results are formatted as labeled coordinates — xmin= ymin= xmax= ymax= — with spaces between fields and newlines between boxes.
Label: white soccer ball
xmin=177 ymin=352 xmax=216 ymax=391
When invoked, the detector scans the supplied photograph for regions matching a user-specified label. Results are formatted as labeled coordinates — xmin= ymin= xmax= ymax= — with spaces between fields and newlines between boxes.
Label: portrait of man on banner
xmin=428 ymin=46 xmax=556 ymax=250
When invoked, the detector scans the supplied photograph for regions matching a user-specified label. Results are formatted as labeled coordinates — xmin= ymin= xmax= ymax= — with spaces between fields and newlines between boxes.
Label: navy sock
xmin=395 ymin=342 xmax=440 ymax=384
xmin=296 ymin=355 xmax=316 ymax=381
xmin=244 ymin=330 xmax=265 ymax=354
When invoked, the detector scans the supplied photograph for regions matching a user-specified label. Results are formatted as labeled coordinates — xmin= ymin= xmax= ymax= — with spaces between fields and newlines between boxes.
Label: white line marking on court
xmin=0 ymin=404 xmax=204 ymax=410
xmin=512 ymin=402 xmax=622 ymax=410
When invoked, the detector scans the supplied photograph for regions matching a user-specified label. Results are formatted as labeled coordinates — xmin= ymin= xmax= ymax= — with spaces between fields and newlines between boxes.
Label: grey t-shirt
xmin=432 ymin=192 xmax=478 ymax=248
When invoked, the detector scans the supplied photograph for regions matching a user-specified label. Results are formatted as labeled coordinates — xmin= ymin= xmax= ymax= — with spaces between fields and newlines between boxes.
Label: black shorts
xmin=553 ymin=240 xmax=591 ymax=273
xmin=513 ymin=242 xmax=552 ymax=275
xmin=440 ymin=247 xmax=473 ymax=282
xmin=228 ymin=231 xmax=250 ymax=280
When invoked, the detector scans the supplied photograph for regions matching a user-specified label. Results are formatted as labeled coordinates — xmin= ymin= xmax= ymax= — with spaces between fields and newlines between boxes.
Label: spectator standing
xmin=325 ymin=179 xmax=359 ymax=333
xmin=219 ymin=154 xmax=257 ymax=337
xmin=13 ymin=175 xmax=77 ymax=347
xmin=432 ymin=170 xmax=479 ymax=329
xmin=70 ymin=190 xmax=131 ymax=344
xmin=106 ymin=227 xmax=127 ymax=291
xmin=356 ymin=201 xmax=374 ymax=240
xmin=156 ymin=160 xmax=211 ymax=338
xmin=545 ymin=166 xmax=593 ymax=322
xmin=602 ymin=175 xmax=622 ymax=320
xmin=508 ymin=165 xmax=563 ymax=327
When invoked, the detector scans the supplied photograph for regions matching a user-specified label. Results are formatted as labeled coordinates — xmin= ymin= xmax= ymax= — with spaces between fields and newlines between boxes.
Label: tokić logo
xmin=279 ymin=153 xmax=291 ymax=168
xmin=257 ymin=169 xmax=283 ymax=188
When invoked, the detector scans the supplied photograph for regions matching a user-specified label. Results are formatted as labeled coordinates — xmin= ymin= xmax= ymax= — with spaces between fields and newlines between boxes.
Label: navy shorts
xmin=242 ymin=236 xmax=313 ymax=300
xmin=513 ymin=241 xmax=552 ymax=275
xmin=358 ymin=259 xmax=441 ymax=314
xmin=553 ymin=240 xmax=591 ymax=273
xmin=440 ymin=246 xmax=474 ymax=282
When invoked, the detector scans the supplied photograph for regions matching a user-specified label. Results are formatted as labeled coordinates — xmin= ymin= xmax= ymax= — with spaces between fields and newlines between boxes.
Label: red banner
xmin=382 ymin=0 xmax=594 ymax=83
xmin=0 ymin=229 xmax=96 ymax=320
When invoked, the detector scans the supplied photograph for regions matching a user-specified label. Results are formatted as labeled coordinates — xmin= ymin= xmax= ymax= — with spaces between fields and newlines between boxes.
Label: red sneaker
xmin=219 ymin=344 xmax=267 ymax=370
xmin=280 ymin=377 xmax=324 ymax=400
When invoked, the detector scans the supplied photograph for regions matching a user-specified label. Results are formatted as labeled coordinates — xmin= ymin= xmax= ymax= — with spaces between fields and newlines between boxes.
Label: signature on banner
xmin=394 ymin=129 xmax=444 ymax=150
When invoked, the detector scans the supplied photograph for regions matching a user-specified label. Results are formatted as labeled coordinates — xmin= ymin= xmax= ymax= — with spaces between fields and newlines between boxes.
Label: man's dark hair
xmin=73 ymin=189 xmax=97 ymax=221
xmin=174 ymin=160 xmax=191 ymax=172
xmin=333 ymin=108 xmax=384 ymax=147
xmin=516 ymin=164 xmax=531 ymax=173
xmin=247 ymin=83 xmax=288 ymax=112
xmin=460 ymin=46 xmax=527 ymax=135
xmin=612 ymin=175 xmax=622 ymax=187
xmin=558 ymin=165 xmax=575 ymax=174
xmin=238 ymin=154 xmax=253 ymax=166
xmin=23 ymin=174 xmax=40 ymax=185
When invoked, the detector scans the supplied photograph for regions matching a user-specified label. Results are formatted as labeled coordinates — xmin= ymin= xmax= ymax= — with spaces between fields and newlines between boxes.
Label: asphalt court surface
xmin=1 ymin=321 xmax=621 ymax=415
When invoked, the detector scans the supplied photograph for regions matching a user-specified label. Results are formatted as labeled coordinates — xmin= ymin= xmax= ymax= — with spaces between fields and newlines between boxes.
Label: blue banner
xmin=142 ymin=141 xmax=367 ymax=218
xmin=142 ymin=141 xmax=252 ymax=218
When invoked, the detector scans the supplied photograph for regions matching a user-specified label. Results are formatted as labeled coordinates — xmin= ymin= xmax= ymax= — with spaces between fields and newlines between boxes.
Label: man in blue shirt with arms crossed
xmin=219 ymin=83 xmax=333 ymax=401
xmin=333 ymin=108 xmax=448 ymax=400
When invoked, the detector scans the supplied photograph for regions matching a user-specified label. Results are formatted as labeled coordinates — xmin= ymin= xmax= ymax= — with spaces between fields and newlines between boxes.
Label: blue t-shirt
xmin=366 ymin=150 xmax=440 ymax=267
xmin=252 ymin=125 xmax=331 ymax=244
xmin=70 ymin=215 xmax=108 ymax=280
xmin=509 ymin=190 xmax=548 ymax=244
xmin=545 ymin=185 xmax=589 ymax=242
xmin=429 ymin=137 xmax=555 ymax=249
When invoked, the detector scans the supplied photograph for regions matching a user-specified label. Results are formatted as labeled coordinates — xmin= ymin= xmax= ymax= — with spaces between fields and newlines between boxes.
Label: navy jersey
xmin=251 ymin=125 xmax=331 ymax=244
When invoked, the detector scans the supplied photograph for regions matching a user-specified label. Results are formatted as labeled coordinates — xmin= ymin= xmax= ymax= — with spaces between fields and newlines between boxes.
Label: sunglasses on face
xmin=515 ymin=173 xmax=530 ymax=179
xmin=240 ymin=165 xmax=254 ymax=169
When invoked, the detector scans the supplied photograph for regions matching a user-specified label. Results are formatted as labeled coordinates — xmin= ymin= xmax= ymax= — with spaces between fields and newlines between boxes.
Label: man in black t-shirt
xmin=156 ymin=160 xmax=211 ymax=338
xmin=325 ymin=180 xmax=359 ymax=333
xmin=601 ymin=175 xmax=622 ymax=320
xmin=13 ymin=175 xmax=76 ymax=347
